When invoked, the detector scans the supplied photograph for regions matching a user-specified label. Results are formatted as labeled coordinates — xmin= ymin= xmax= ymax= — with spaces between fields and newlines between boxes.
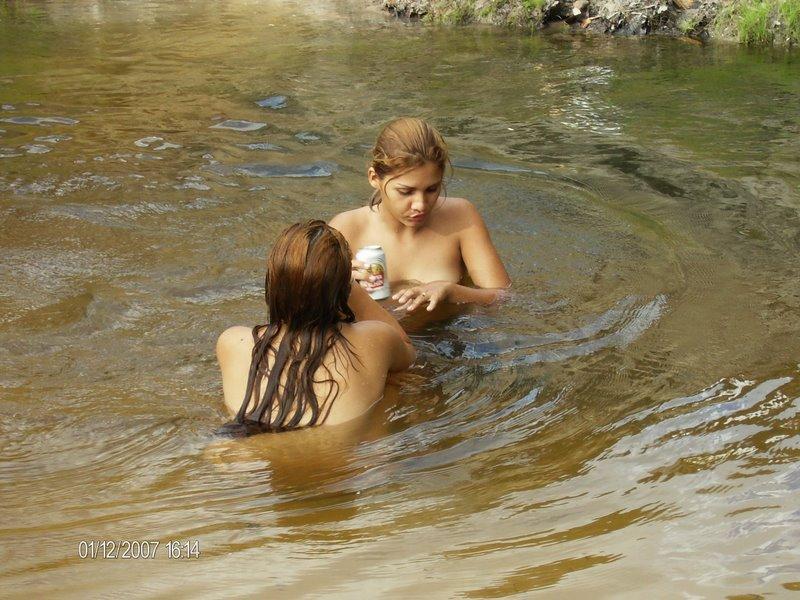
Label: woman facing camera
xmin=216 ymin=221 xmax=415 ymax=435
xmin=329 ymin=117 xmax=511 ymax=313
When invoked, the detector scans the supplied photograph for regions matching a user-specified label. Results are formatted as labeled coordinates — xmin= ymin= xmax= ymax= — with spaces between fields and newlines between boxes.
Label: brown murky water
xmin=1 ymin=1 xmax=799 ymax=597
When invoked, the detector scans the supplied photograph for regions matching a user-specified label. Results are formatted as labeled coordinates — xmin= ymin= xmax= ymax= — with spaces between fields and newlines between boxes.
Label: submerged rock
xmin=235 ymin=162 xmax=338 ymax=177
xmin=1 ymin=116 xmax=79 ymax=126
xmin=134 ymin=136 xmax=181 ymax=150
xmin=21 ymin=144 xmax=52 ymax=154
xmin=256 ymin=95 xmax=288 ymax=109
xmin=237 ymin=142 xmax=286 ymax=151
xmin=294 ymin=131 xmax=324 ymax=142
xmin=208 ymin=161 xmax=339 ymax=178
xmin=453 ymin=158 xmax=532 ymax=173
xmin=35 ymin=135 xmax=72 ymax=143
xmin=210 ymin=119 xmax=267 ymax=132
xmin=174 ymin=181 xmax=211 ymax=191
xmin=134 ymin=136 xmax=162 ymax=148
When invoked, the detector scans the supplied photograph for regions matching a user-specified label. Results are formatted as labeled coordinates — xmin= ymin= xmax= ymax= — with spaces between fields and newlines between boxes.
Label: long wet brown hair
xmin=229 ymin=220 xmax=358 ymax=435
xmin=369 ymin=117 xmax=451 ymax=208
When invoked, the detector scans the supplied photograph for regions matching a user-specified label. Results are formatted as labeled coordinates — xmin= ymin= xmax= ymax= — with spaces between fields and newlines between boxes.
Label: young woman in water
xmin=216 ymin=220 xmax=415 ymax=434
xmin=329 ymin=117 xmax=511 ymax=313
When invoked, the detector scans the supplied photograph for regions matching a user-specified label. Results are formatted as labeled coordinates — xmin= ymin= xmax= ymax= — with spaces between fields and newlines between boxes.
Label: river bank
xmin=381 ymin=0 xmax=800 ymax=45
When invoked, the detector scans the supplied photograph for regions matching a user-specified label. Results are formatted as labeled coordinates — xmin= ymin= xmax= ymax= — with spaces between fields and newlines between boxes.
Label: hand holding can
xmin=351 ymin=259 xmax=374 ymax=286
xmin=355 ymin=245 xmax=391 ymax=300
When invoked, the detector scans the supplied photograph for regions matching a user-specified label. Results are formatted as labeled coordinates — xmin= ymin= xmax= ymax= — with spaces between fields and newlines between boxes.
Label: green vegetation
xmin=714 ymin=0 xmax=800 ymax=45
xmin=425 ymin=0 xmax=477 ymax=24
xmin=480 ymin=0 xmax=510 ymax=17
xmin=428 ymin=0 xmax=548 ymax=26
xmin=450 ymin=0 xmax=477 ymax=23
xmin=677 ymin=12 xmax=702 ymax=34
xmin=419 ymin=0 xmax=799 ymax=45
xmin=739 ymin=0 xmax=773 ymax=44
xmin=780 ymin=0 xmax=800 ymax=43
xmin=522 ymin=0 xmax=548 ymax=11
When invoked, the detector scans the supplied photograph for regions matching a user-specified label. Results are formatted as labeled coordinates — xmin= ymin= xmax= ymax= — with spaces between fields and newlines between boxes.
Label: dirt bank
xmin=380 ymin=0 xmax=800 ymax=46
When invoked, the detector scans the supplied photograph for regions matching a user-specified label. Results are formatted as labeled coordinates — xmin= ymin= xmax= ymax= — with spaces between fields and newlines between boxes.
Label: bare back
xmin=217 ymin=320 xmax=406 ymax=428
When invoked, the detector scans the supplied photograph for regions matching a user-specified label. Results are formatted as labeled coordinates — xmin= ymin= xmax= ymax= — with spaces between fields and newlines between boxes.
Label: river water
xmin=1 ymin=1 xmax=799 ymax=597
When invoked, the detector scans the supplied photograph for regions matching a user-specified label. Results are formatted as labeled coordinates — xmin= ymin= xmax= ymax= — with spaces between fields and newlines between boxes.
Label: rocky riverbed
xmin=380 ymin=0 xmax=800 ymax=45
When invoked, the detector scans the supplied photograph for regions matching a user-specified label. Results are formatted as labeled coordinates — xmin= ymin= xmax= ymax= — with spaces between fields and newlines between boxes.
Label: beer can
xmin=355 ymin=245 xmax=391 ymax=300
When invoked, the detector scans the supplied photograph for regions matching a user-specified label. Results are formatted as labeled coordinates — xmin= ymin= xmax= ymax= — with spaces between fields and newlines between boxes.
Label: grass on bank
xmin=740 ymin=0 xmax=774 ymax=44
xmin=677 ymin=12 xmax=702 ymax=34
xmin=780 ymin=0 xmax=800 ymax=41
xmin=522 ymin=0 xmax=548 ymax=11
xmin=426 ymin=0 xmax=476 ymax=24
xmin=424 ymin=0 xmax=800 ymax=45
xmin=715 ymin=0 xmax=800 ymax=45
xmin=430 ymin=0 xmax=548 ymax=26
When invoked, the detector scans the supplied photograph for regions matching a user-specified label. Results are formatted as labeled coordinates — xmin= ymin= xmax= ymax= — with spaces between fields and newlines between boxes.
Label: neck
xmin=376 ymin=204 xmax=420 ymax=238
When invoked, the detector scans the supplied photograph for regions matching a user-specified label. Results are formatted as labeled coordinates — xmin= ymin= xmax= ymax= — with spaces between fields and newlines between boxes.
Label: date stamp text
xmin=78 ymin=540 xmax=200 ymax=559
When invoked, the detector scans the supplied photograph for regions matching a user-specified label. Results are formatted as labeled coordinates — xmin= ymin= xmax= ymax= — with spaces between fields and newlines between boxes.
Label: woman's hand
xmin=392 ymin=281 xmax=453 ymax=312
xmin=351 ymin=259 xmax=381 ymax=292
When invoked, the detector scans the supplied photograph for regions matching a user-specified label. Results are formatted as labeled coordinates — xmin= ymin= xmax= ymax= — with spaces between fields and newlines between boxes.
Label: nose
xmin=411 ymin=193 xmax=427 ymax=212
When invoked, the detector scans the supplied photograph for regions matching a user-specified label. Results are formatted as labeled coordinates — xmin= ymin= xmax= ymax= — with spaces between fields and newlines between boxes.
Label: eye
xmin=398 ymin=189 xmax=413 ymax=196
xmin=426 ymin=185 xmax=440 ymax=193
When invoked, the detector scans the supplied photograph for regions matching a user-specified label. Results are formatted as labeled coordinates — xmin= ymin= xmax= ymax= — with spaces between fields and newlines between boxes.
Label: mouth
xmin=408 ymin=213 xmax=427 ymax=223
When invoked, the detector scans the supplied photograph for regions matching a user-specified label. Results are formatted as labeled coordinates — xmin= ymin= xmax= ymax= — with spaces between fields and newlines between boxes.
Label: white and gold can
xmin=355 ymin=245 xmax=391 ymax=300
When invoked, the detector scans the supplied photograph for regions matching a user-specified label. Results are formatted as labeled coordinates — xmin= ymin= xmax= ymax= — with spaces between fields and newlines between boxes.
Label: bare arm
xmin=459 ymin=199 xmax=511 ymax=289
xmin=348 ymin=282 xmax=415 ymax=371
xmin=437 ymin=199 xmax=511 ymax=306
xmin=444 ymin=282 xmax=507 ymax=305
xmin=330 ymin=210 xmax=380 ymax=290
xmin=216 ymin=325 xmax=254 ymax=415
xmin=348 ymin=281 xmax=406 ymax=338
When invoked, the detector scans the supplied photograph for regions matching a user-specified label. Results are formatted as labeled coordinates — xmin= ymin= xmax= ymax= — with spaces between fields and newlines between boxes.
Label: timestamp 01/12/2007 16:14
xmin=78 ymin=540 xmax=200 ymax=560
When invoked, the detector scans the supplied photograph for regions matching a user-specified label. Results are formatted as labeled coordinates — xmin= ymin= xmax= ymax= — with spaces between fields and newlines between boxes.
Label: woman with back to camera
xmin=216 ymin=220 xmax=415 ymax=435
xmin=329 ymin=117 xmax=511 ymax=314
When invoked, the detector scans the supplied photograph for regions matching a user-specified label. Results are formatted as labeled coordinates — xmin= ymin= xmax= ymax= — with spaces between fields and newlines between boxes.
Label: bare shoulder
xmin=437 ymin=196 xmax=483 ymax=227
xmin=347 ymin=319 xmax=398 ymax=343
xmin=216 ymin=325 xmax=253 ymax=358
xmin=345 ymin=319 xmax=406 ymax=355
xmin=329 ymin=206 xmax=372 ymax=235
xmin=346 ymin=319 xmax=415 ymax=372
xmin=441 ymin=196 xmax=478 ymax=213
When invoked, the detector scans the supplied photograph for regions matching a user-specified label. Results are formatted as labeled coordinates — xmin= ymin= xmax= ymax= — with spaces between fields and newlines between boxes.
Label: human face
xmin=370 ymin=162 xmax=443 ymax=228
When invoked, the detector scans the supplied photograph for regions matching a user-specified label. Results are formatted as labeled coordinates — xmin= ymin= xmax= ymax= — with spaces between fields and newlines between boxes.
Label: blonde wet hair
xmin=368 ymin=117 xmax=451 ymax=208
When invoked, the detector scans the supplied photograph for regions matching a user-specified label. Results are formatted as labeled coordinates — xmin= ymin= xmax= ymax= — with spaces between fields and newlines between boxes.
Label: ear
xmin=367 ymin=167 xmax=381 ymax=190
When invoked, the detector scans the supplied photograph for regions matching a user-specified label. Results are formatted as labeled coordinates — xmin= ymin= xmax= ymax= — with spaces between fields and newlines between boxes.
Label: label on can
xmin=355 ymin=245 xmax=391 ymax=300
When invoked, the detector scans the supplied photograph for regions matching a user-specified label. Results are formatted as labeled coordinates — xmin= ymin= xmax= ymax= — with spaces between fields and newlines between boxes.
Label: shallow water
xmin=1 ymin=1 xmax=799 ymax=597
